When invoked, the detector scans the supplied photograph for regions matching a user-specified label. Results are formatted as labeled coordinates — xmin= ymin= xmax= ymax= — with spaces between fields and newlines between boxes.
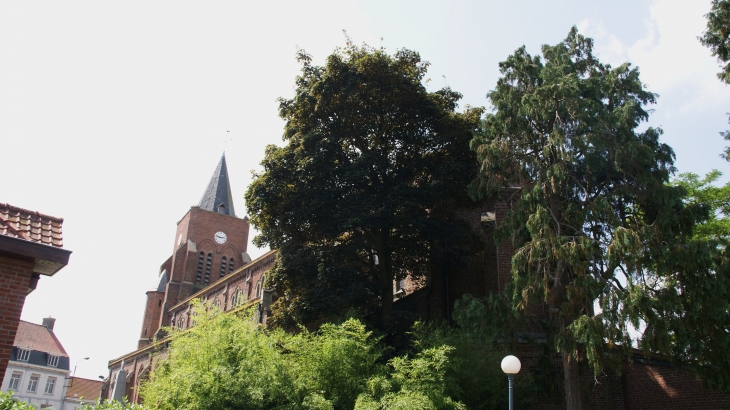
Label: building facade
xmin=104 ymin=155 xmax=730 ymax=408
xmin=105 ymin=154 xmax=276 ymax=403
xmin=0 ymin=319 xmax=70 ymax=409
xmin=0 ymin=204 xmax=71 ymax=384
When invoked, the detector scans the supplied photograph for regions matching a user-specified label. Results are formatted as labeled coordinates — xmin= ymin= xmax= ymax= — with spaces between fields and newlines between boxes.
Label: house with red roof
xmin=1 ymin=319 xmax=70 ymax=409
xmin=63 ymin=377 xmax=103 ymax=410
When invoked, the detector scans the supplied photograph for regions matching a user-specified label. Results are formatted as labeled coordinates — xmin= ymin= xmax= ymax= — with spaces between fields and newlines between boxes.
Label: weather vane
xmin=223 ymin=130 xmax=232 ymax=152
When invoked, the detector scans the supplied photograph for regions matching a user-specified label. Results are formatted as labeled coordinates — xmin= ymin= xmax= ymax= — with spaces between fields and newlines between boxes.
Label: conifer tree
xmin=471 ymin=27 xmax=716 ymax=409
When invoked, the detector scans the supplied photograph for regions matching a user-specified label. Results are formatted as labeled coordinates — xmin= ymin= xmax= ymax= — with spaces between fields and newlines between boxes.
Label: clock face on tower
xmin=214 ymin=231 xmax=227 ymax=244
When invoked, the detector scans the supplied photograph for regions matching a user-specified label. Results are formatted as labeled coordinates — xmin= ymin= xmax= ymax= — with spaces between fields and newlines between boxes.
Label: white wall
xmin=2 ymin=360 xmax=69 ymax=409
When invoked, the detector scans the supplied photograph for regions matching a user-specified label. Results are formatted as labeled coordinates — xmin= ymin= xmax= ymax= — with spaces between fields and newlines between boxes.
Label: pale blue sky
xmin=0 ymin=0 xmax=725 ymax=380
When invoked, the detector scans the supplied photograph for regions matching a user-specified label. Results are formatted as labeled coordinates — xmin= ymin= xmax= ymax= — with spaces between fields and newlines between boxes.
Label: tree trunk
xmin=380 ymin=277 xmax=393 ymax=329
xmin=562 ymin=346 xmax=583 ymax=410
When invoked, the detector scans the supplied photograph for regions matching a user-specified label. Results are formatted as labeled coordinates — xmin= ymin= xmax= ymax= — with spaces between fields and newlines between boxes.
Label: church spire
xmin=199 ymin=153 xmax=236 ymax=216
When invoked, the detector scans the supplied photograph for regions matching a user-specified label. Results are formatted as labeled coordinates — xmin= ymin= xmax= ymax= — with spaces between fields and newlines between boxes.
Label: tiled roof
xmin=0 ymin=203 xmax=64 ymax=248
xmin=13 ymin=320 xmax=68 ymax=357
xmin=66 ymin=377 xmax=103 ymax=401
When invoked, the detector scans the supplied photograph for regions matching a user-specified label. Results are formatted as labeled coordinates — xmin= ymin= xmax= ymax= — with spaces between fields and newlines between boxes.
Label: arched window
xmin=255 ymin=277 xmax=264 ymax=298
xmin=176 ymin=315 xmax=184 ymax=329
xmin=210 ymin=298 xmax=220 ymax=312
xmin=204 ymin=253 xmax=212 ymax=284
xmin=220 ymin=257 xmax=227 ymax=278
xmin=230 ymin=287 xmax=243 ymax=308
xmin=228 ymin=258 xmax=235 ymax=274
xmin=195 ymin=252 xmax=205 ymax=283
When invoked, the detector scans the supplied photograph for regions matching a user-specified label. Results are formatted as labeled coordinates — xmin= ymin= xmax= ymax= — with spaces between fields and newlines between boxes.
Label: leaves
xmin=470 ymin=26 xmax=729 ymax=406
xmin=245 ymin=42 xmax=482 ymax=328
xmin=138 ymin=303 xmax=480 ymax=409
xmin=700 ymin=0 xmax=730 ymax=84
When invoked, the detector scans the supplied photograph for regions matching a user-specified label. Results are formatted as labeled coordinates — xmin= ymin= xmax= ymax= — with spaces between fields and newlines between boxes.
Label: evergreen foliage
xmin=244 ymin=38 xmax=482 ymax=328
xmin=470 ymin=27 xmax=728 ymax=409
xmin=700 ymin=0 xmax=730 ymax=84
xmin=700 ymin=0 xmax=730 ymax=160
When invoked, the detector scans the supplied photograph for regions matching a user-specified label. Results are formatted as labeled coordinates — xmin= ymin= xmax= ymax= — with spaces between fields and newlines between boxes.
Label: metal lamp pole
xmin=62 ymin=358 xmax=89 ymax=410
xmin=501 ymin=355 xmax=521 ymax=410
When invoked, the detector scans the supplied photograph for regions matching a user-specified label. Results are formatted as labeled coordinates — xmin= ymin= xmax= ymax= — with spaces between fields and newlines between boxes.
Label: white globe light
xmin=501 ymin=355 xmax=521 ymax=374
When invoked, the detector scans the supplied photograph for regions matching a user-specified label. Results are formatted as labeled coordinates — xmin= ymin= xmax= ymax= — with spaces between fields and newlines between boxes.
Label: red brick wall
xmin=623 ymin=362 xmax=730 ymax=410
xmin=138 ymin=291 xmax=164 ymax=349
xmin=0 ymin=255 xmax=34 ymax=378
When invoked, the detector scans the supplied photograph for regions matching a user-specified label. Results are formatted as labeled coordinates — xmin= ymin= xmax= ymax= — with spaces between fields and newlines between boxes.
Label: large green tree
xmin=701 ymin=0 xmax=730 ymax=84
xmin=245 ymin=41 xmax=481 ymax=328
xmin=668 ymin=171 xmax=730 ymax=392
xmin=700 ymin=0 xmax=730 ymax=160
xmin=470 ymin=28 xmax=716 ymax=409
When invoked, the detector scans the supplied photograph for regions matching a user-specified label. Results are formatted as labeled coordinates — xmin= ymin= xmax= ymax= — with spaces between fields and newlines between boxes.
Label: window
xmin=204 ymin=253 xmax=212 ymax=284
xmin=228 ymin=258 xmax=235 ymax=274
xmin=220 ymin=256 xmax=227 ymax=278
xmin=47 ymin=355 xmax=59 ymax=367
xmin=8 ymin=372 xmax=21 ymax=391
xmin=177 ymin=315 xmax=185 ymax=329
xmin=210 ymin=298 xmax=220 ymax=311
xmin=44 ymin=377 xmax=56 ymax=394
xmin=196 ymin=252 xmax=205 ymax=283
xmin=27 ymin=374 xmax=39 ymax=392
xmin=255 ymin=279 xmax=262 ymax=298
xmin=16 ymin=348 xmax=30 ymax=362
xmin=230 ymin=287 xmax=242 ymax=308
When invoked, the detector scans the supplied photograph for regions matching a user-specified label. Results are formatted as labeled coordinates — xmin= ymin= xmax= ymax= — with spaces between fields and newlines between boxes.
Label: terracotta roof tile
xmin=13 ymin=320 xmax=68 ymax=357
xmin=65 ymin=377 xmax=103 ymax=401
xmin=0 ymin=203 xmax=64 ymax=248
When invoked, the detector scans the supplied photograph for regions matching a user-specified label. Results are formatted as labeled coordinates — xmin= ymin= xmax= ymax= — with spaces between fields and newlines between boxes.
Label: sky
xmin=1 ymin=0 xmax=727 ymax=381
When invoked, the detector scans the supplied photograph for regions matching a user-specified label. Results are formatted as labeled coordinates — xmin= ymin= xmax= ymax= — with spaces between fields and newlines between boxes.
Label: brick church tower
xmin=137 ymin=154 xmax=251 ymax=348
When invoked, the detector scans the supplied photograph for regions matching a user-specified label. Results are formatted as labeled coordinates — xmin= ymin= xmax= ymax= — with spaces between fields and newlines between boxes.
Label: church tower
xmin=137 ymin=154 xmax=251 ymax=348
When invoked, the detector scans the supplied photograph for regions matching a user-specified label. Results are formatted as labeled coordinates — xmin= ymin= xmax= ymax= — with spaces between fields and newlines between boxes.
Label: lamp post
xmin=501 ymin=355 xmax=521 ymax=410
xmin=61 ymin=358 xmax=89 ymax=410
xmin=72 ymin=357 xmax=90 ymax=380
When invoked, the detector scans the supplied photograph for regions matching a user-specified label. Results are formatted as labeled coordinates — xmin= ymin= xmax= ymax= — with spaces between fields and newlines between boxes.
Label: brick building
xmin=104 ymin=155 xmax=730 ymax=408
xmin=0 ymin=204 xmax=71 ymax=384
xmin=104 ymin=154 xmax=276 ymax=403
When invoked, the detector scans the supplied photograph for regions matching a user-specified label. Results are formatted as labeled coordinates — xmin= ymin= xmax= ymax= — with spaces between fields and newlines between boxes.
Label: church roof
xmin=198 ymin=153 xmax=236 ymax=217
xmin=155 ymin=270 xmax=168 ymax=292
xmin=13 ymin=320 xmax=68 ymax=357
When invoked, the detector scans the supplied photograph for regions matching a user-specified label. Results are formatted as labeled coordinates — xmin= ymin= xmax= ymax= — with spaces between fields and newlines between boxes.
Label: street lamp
xmin=71 ymin=358 xmax=90 ymax=383
xmin=501 ymin=355 xmax=521 ymax=410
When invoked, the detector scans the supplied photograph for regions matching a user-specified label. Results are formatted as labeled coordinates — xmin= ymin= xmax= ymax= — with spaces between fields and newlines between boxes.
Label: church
xmin=105 ymin=154 xmax=730 ymax=409
xmin=104 ymin=154 xmax=276 ymax=403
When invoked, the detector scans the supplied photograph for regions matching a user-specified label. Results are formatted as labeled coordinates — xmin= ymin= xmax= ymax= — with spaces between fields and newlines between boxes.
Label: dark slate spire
xmin=199 ymin=153 xmax=236 ymax=216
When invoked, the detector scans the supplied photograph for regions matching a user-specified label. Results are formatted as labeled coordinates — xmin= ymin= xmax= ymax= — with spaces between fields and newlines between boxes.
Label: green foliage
xmin=0 ymin=391 xmax=33 ymax=410
xmin=355 ymin=345 xmax=465 ymax=410
xmin=470 ymin=27 xmax=726 ymax=406
xmin=140 ymin=300 xmax=542 ymax=409
xmin=76 ymin=399 xmax=146 ymax=409
xmin=244 ymin=39 xmax=482 ymax=328
xmin=700 ymin=0 xmax=730 ymax=84
xmin=140 ymin=302 xmax=300 ymax=409
xmin=673 ymin=170 xmax=730 ymax=241
xmin=699 ymin=0 xmax=730 ymax=160
xmin=667 ymin=171 xmax=730 ymax=391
